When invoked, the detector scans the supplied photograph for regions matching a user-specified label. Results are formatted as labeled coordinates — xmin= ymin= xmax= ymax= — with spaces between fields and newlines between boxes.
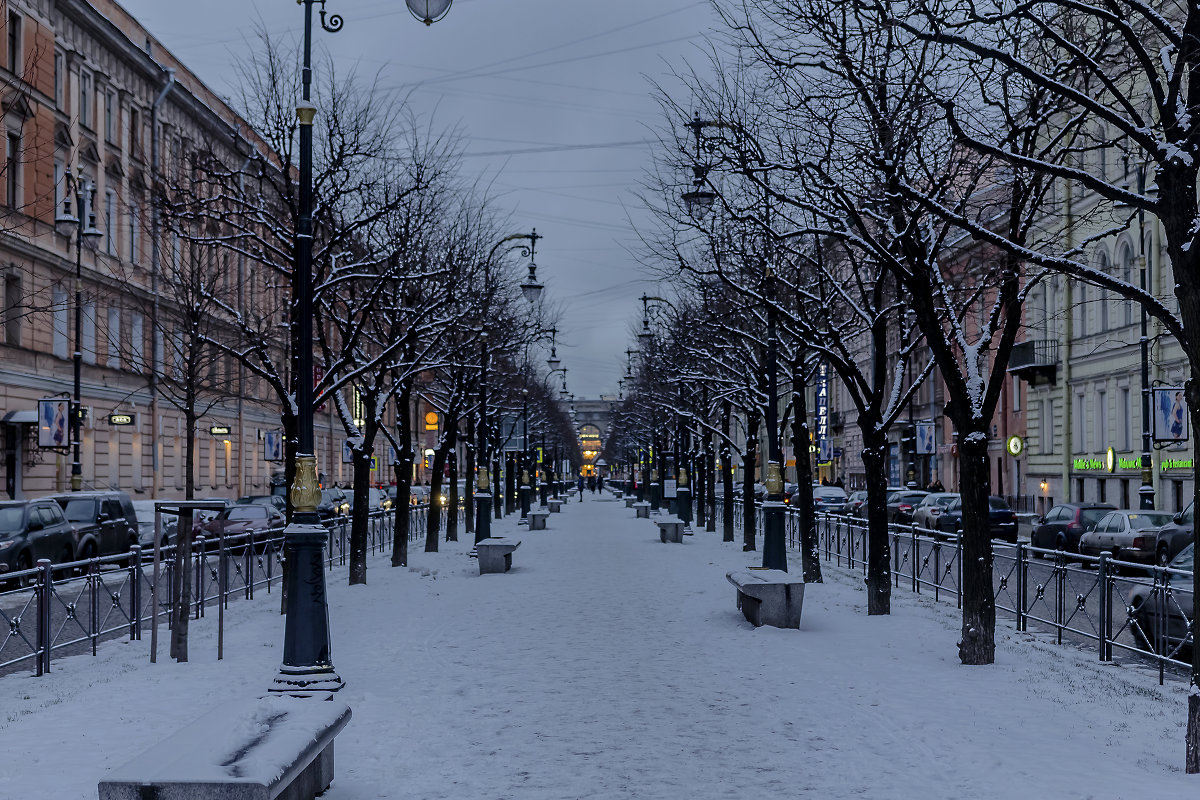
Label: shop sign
xmin=1072 ymin=449 xmax=1141 ymax=472
xmin=108 ymin=414 xmax=135 ymax=426
xmin=1162 ymin=458 xmax=1195 ymax=471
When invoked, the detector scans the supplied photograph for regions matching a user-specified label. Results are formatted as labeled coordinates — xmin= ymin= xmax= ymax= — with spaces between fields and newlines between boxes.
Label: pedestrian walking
xmin=577 ymin=474 xmax=585 ymax=497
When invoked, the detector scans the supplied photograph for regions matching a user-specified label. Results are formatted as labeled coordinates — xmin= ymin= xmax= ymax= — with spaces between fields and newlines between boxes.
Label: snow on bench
xmin=624 ymin=496 xmax=636 ymax=508
xmin=726 ymin=569 xmax=806 ymax=629
xmin=97 ymin=694 xmax=351 ymax=800
xmin=477 ymin=537 xmax=521 ymax=574
xmin=528 ymin=510 xmax=550 ymax=530
xmin=655 ymin=516 xmax=685 ymax=543
xmin=632 ymin=502 xmax=651 ymax=518
xmin=548 ymin=499 xmax=564 ymax=513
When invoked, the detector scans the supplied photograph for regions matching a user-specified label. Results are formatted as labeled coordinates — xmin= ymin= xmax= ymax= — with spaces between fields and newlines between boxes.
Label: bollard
xmin=36 ymin=558 xmax=52 ymax=676
xmin=129 ymin=546 xmax=142 ymax=641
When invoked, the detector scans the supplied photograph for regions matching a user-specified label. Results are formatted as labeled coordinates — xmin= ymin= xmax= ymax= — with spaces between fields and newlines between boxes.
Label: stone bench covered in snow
xmin=528 ymin=510 xmax=550 ymax=530
xmin=633 ymin=502 xmax=651 ymax=518
xmin=98 ymin=694 xmax=351 ymax=800
xmin=655 ymin=516 xmax=685 ymax=543
xmin=477 ymin=537 xmax=521 ymax=574
xmin=624 ymin=496 xmax=636 ymax=508
xmin=726 ymin=569 xmax=805 ymax=629
xmin=548 ymin=499 xmax=563 ymax=513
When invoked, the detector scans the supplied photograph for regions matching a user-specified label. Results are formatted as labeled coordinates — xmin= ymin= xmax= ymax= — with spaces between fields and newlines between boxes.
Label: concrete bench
xmin=528 ymin=510 xmax=550 ymax=530
xmin=726 ymin=569 xmax=806 ymax=629
xmin=624 ymin=497 xmax=636 ymax=508
xmin=548 ymin=499 xmax=564 ymax=513
xmin=477 ymin=537 xmax=521 ymax=574
xmin=655 ymin=516 xmax=685 ymax=543
xmin=98 ymin=695 xmax=351 ymax=800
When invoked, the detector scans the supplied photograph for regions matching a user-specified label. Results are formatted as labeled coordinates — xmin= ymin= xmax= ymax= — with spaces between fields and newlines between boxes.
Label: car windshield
xmin=61 ymin=498 xmax=97 ymax=522
xmin=1128 ymin=512 xmax=1173 ymax=530
xmin=988 ymin=497 xmax=1010 ymax=510
xmin=0 ymin=505 xmax=23 ymax=532
xmin=224 ymin=506 xmax=265 ymax=521
xmin=1080 ymin=509 xmax=1110 ymax=529
xmin=813 ymin=488 xmax=846 ymax=500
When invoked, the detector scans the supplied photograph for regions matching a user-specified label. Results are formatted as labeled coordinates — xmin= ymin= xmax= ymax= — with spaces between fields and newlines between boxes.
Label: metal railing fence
xmin=709 ymin=497 xmax=1194 ymax=684
xmin=0 ymin=505 xmax=429 ymax=677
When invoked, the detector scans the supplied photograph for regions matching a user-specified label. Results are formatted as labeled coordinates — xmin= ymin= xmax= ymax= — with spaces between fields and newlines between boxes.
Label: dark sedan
xmin=841 ymin=490 xmax=868 ymax=517
xmin=199 ymin=504 xmax=285 ymax=540
xmin=0 ymin=500 xmax=77 ymax=584
xmin=1129 ymin=544 xmax=1194 ymax=658
xmin=935 ymin=496 xmax=1018 ymax=542
xmin=1149 ymin=503 xmax=1194 ymax=566
xmin=813 ymin=486 xmax=848 ymax=514
xmin=887 ymin=490 xmax=929 ymax=524
xmin=1030 ymin=503 xmax=1115 ymax=553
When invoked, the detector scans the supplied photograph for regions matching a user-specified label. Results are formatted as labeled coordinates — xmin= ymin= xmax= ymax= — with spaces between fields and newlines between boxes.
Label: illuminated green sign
xmin=1162 ymin=458 xmax=1195 ymax=470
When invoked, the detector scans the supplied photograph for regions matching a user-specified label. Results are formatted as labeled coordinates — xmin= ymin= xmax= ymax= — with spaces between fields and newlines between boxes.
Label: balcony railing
xmin=1008 ymin=339 xmax=1059 ymax=385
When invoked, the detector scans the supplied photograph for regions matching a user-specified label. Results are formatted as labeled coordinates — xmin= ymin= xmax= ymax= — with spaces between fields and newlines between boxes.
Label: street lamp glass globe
xmin=547 ymin=355 xmax=561 ymax=370
xmin=54 ymin=210 xmax=79 ymax=237
xmin=521 ymin=279 xmax=544 ymax=304
xmin=682 ymin=189 xmax=717 ymax=218
xmin=405 ymin=0 xmax=453 ymax=25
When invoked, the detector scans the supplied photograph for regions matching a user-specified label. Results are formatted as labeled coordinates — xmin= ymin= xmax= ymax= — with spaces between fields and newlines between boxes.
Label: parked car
xmin=783 ymin=483 xmax=799 ymax=504
xmin=1148 ymin=502 xmax=1195 ymax=566
xmin=1129 ymin=544 xmax=1194 ymax=656
xmin=318 ymin=487 xmax=350 ymax=521
xmin=0 ymin=499 xmax=77 ymax=583
xmin=1078 ymin=510 xmax=1176 ymax=563
xmin=911 ymin=493 xmax=960 ymax=530
xmin=887 ymin=490 xmax=929 ymax=523
xmin=130 ymin=499 xmax=177 ymax=550
xmin=842 ymin=490 xmax=868 ymax=517
xmin=409 ymin=486 xmax=430 ymax=506
xmin=237 ymin=494 xmax=287 ymax=513
xmin=751 ymin=483 xmax=766 ymax=502
xmin=812 ymin=486 xmax=848 ymax=513
xmin=935 ymin=496 xmax=1019 ymax=542
xmin=52 ymin=491 xmax=139 ymax=560
xmin=369 ymin=487 xmax=393 ymax=513
xmin=199 ymin=504 xmax=285 ymax=539
xmin=1030 ymin=503 xmax=1115 ymax=553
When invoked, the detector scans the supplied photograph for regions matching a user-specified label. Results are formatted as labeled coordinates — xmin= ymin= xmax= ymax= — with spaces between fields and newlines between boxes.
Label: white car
xmin=911 ymin=493 xmax=959 ymax=530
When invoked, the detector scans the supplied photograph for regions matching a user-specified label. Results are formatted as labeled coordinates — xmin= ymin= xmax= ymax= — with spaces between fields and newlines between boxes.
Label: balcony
xmin=1008 ymin=339 xmax=1059 ymax=386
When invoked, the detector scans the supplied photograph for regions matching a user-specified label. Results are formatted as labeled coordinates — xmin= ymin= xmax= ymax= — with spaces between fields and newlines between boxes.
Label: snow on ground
xmin=1 ymin=494 xmax=1196 ymax=799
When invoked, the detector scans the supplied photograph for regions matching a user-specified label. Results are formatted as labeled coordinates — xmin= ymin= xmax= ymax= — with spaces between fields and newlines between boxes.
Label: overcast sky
xmin=115 ymin=0 xmax=719 ymax=399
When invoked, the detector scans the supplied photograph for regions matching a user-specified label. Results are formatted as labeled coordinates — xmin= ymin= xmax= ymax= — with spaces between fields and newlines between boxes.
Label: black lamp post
xmin=55 ymin=169 xmax=103 ymax=492
xmin=475 ymin=331 xmax=491 ymax=543
xmin=1136 ymin=164 xmax=1156 ymax=511
xmin=760 ymin=268 xmax=787 ymax=571
xmin=519 ymin=387 xmax=531 ymax=523
xmin=273 ymin=0 xmax=449 ymax=697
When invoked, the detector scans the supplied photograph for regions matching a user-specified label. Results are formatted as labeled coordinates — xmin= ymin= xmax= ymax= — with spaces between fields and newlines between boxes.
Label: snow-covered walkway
xmin=2 ymin=494 xmax=1197 ymax=798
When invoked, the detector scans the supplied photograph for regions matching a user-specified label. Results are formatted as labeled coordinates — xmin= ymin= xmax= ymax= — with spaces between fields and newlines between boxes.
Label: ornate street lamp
xmin=274 ymin=0 xmax=449 ymax=698
xmin=55 ymin=168 xmax=103 ymax=492
xmin=681 ymin=113 xmax=721 ymax=219
xmin=406 ymin=0 xmax=453 ymax=25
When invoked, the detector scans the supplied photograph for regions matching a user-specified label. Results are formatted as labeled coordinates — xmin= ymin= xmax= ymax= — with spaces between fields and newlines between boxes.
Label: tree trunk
xmin=793 ymin=361 xmax=822 ymax=583
xmin=464 ymin=415 xmax=475 ymax=535
xmin=348 ymin=426 xmax=373 ymax=586
xmin=391 ymin=381 xmax=413 ymax=568
xmin=706 ymin=433 xmax=717 ymax=533
xmin=743 ymin=414 xmax=759 ymax=551
xmin=446 ymin=425 xmax=459 ymax=543
xmin=426 ymin=442 xmax=449 ymax=552
xmin=696 ymin=437 xmax=708 ymax=529
xmin=956 ymin=425 xmax=995 ymax=664
xmin=171 ymin=408 xmax=196 ymax=662
xmin=721 ymin=401 xmax=734 ymax=542
xmin=1185 ymin=378 xmax=1200 ymax=771
xmin=861 ymin=429 xmax=892 ymax=615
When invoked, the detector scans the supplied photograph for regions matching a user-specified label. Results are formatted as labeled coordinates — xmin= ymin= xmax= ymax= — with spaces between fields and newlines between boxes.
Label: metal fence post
xmin=1015 ymin=543 xmax=1025 ymax=632
xmin=36 ymin=558 xmax=52 ymax=676
xmin=129 ymin=546 xmax=141 ymax=641
xmin=1097 ymin=553 xmax=1108 ymax=661
xmin=89 ymin=557 xmax=99 ymax=656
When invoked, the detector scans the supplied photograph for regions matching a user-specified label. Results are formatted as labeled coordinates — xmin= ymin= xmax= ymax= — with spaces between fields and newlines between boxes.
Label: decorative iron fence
xmin=0 ymin=505 xmax=430 ymax=677
xmin=710 ymin=497 xmax=1193 ymax=684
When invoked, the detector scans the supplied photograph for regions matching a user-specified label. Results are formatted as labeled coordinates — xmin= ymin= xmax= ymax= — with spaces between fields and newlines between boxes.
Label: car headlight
xmin=0 ymin=539 xmax=14 ymax=551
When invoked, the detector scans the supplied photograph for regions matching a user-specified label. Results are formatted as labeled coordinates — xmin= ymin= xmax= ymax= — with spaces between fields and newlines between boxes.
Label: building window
xmin=7 ymin=12 xmax=21 ymax=75
xmin=1174 ymin=480 xmax=1185 ymax=512
xmin=79 ymin=71 xmax=92 ymax=130
xmin=1120 ymin=478 xmax=1129 ymax=509
xmin=104 ymin=189 xmax=116 ymax=254
xmin=128 ymin=202 xmax=140 ymax=263
xmin=1120 ymin=387 xmax=1132 ymax=451
xmin=130 ymin=108 xmax=142 ymax=159
xmin=105 ymin=90 xmax=116 ymax=143
xmin=54 ymin=52 xmax=63 ymax=108
xmin=1012 ymin=375 xmax=1020 ymax=412
xmin=1121 ymin=244 xmax=1134 ymax=327
xmin=1076 ymin=477 xmax=1085 ymax=503
xmin=82 ymin=302 xmax=96 ymax=364
xmin=1040 ymin=398 xmax=1053 ymax=455
xmin=5 ymin=132 xmax=18 ymax=208
xmin=52 ymin=287 xmax=67 ymax=359
xmin=4 ymin=273 xmax=19 ymax=345
xmin=1073 ymin=393 xmax=1086 ymax=453
xmin=1075 ymin=281 xmax=1087 ymax=337
xmin=106 ymin=306 xmax=120 ymax=369
xmin=130 ymin=312 xmax=144 ymax=371
xmin=1098 ymin=478 xmax=1107 ymax=504
xmin=1097 ymin=389 xmax=1107 ymax=449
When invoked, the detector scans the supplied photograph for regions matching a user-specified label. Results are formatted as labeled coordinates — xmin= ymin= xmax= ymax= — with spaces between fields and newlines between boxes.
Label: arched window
xmin=1094 ymin=250 xmax=1109 ymax=331
xmin=1118 ymin=241 xmax=1134 ymax=327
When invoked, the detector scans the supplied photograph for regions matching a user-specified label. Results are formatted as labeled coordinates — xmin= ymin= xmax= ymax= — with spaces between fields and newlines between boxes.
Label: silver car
xmin=911 ymin=493 xmax=959 ymax=530
xmin=1078 ymin=510 xmax=1175 ymax=563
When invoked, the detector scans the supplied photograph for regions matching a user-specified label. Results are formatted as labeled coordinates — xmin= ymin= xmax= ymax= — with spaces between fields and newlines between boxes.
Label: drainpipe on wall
xmin=1061 ymin=179 xmax=1074 ymax=503
xmin=149 ymin=66 xmax=176 ymax=498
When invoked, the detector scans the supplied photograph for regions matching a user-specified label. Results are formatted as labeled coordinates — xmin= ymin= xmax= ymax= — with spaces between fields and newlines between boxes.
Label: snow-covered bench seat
xmin=548 ymin=499 xmax=563 ymax=513
xmin=528 ymin=510 xmax=550 ymax=530
xmin=98 ymin=695 xmax=351 ymax=800
xmin=726 ymin=569 xmax=805 ymax=629
xmin=655 ymin=516 xmax=685 ymax=543
xmin=477 ymin=537 xmax=521 ymax=574
xmin=633 ymin=502 xmax=650 ymax=518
